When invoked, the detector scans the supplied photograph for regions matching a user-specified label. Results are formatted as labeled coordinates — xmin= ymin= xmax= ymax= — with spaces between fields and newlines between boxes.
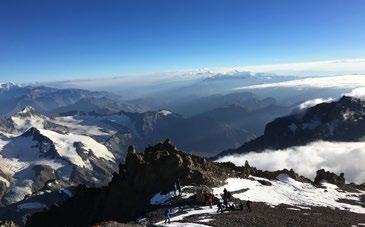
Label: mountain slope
xmin=217 ymin=96 xmax=365 ymax=157
xmin=0 ymin=108 xmax=117 ymax=206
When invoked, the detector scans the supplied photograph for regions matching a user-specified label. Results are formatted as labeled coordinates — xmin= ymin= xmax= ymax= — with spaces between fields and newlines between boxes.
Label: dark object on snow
xmin=217 ymin=201 xmax=224 ymax=214
xmin=206 ymin=193 xmax=213 ymax=208
xmin=164 ymin=209 xmax=171 ymax=224
xmin=223 ymin=188 xmax=229 ymax=208
xmin=239 ymin=202 xmax=244 ymax=211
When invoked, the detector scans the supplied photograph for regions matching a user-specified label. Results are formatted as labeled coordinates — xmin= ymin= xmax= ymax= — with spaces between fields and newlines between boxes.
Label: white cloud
xmin=234 ymin=59 xmax=365 ymax=77
xmin=343 ymin=87 xmax=365 ymax=100
xmin=298 ymin=98 xmax=334 ymax=110
xmin=216 ymin=140 xmax=365 ymax=184
xmin=235 ymin=74 xmax=365 ymax=90
xmin=39 ymin=59 xmax=365 ymax=89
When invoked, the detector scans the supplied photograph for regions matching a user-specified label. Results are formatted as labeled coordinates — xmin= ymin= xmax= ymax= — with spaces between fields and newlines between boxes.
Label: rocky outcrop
xmin=253 ymin=168 xmax=312 ymax=184
xmin=314 ymin=169 xmax=345 ymax=187
xmin=26 ymin=140 xmax=244 ymax=227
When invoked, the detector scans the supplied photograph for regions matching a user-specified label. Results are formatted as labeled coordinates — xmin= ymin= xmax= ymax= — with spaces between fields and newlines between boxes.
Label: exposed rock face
xmin=218 ymin=96 xmax=365 ymax=157
xmin=22 ymin=128 xmax=60 ymax=159
xmin=314 ymin=169 xmax=345 ymax=187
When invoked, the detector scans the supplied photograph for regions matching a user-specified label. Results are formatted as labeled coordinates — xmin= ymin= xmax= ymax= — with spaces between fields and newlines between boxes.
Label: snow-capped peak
xmin=9 ymin=107 xmax=46 ymax=134
xmin=158 ymin=110 xmax=173 ymax=116
xmin=0 ymin=82 xmax=19 ymax=90
xmin=19 ymin=106 xmax=35 ymax=114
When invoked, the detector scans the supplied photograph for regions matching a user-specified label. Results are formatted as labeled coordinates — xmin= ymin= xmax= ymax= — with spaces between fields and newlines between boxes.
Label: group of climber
xmin=164 ymin=182 xmax=253 ymax=224
xmin=206 ymin=188 xmax=252 ymax=214
xmin=164 ymin=179 xmax=182 ymax=224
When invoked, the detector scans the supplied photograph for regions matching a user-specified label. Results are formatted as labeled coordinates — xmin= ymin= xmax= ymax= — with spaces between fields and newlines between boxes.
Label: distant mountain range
xmin=0 ymin=83 xmax=140 ymax=117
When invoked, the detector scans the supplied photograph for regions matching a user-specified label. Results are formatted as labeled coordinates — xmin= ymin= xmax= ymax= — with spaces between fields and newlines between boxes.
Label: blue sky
xmin=0 ymin=0 xmax=364 ymax=82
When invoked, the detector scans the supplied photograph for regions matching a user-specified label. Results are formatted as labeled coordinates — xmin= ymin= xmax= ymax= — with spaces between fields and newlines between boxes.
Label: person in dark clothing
xmin=246 ymin=200 xmax=252 ymax=212
xmin=217 ymin=201 xmax=224 ymax=213
xmin=223 ymin=188 xmax=228 ymax=198
xmin=223 ymin=188 xmax=229 ymax=209
xmin=164 ymin=209 xmax=171 ymax=224
xmin=176 ymin=179 xmax=182 ymax=196
xmin=239 ymin=202 xmax=244 ymax=211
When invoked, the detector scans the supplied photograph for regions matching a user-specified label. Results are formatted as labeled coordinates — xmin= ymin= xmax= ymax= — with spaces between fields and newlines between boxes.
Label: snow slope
xmin=154 ymin=174 xmax=365 ymax=226
xmin=212 ymin=175 xmax=365 ymax=214
xmin=38 ymin=129 xmax=114 ymax=168
xmin=0 ymin=124 xmax=115 ymax=205
xmin=49 ymin=116 xmax=113 ymax=136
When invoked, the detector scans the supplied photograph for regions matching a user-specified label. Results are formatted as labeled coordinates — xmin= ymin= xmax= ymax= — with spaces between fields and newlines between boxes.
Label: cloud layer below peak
xmin=235 ymin=74 xmax=365 ymax=90
xmin=216 ymin=140 xmax=365 ymax=184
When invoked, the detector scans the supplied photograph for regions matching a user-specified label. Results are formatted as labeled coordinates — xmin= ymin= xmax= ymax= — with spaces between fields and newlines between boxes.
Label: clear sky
xmin=0 ymin=0 xmax=364 ymax=82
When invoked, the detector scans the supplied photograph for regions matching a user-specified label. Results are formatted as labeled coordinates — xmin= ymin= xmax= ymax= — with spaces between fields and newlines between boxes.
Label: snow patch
xmin=159 ymin=110 xmax=173 ymax=116
xmin=17 ymin=202 xmax=48 ymax=211
xmin=157 ymin=222 xmax=211 ymax=227
xmin=156 ymin=206 xmax=216 ymax=226
xmin=150 ymin=187 xmax=194 ymax=205
xmin=50 ymin=116 xmax=112 ymax=136
xmin=0 ymin=175 xmax=10 ymax=187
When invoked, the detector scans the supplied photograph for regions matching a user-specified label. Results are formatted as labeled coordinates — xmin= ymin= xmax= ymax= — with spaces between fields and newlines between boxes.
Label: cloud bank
xmin=216 ymin=141 xmax=365 ymax=184
xmin=236 ymin=59 xmax=365 ymax=77
xmin=236 ymin=75 xmax=365 ymax=90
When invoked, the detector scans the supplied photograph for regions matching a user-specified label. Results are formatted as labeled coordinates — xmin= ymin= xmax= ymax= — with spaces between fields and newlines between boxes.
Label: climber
xmin=223 ymin=188 xmax=229 ymax=208
xmin=246 ymin=200 xmax=252 ymax=212
xmin=239 ymin=202 xmax=244 ymax=211
xmin=217 ymin=200 xmax=224 ymax=214
xmin=164 ymin=209 xmax=171 ymax=224
xmin=207 ymin=193 xmax=213 ymax=208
